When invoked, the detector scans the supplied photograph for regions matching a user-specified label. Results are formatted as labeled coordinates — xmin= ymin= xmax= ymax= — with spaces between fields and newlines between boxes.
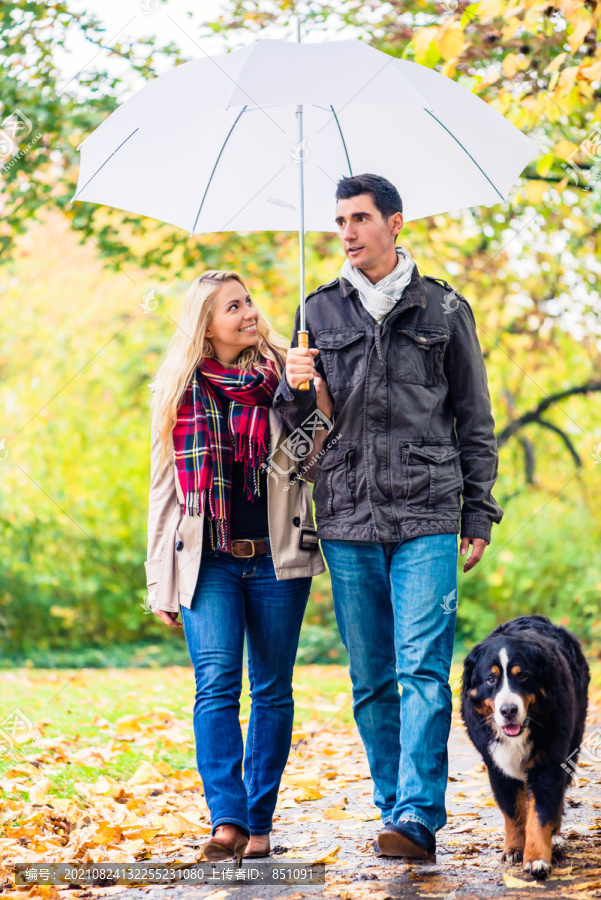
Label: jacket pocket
xmin=395 ymin=327 xmax=449 ymax=387
xmin=315 ymin=328 xmax=366 ymax=393
xmin=402 ymin=443 xmax=463 ymax=512
xmin=313 ymin=441 xmax=357 ymax=517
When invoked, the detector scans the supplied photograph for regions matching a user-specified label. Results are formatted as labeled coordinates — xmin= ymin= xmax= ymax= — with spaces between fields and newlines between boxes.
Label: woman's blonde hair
xmin=150 ymin=270 xmax=290 ymax=471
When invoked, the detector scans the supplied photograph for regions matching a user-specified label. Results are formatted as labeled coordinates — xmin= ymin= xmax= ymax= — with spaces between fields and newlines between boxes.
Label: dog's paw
xmin=552 ymin=835 xmax=567 ymax=861
xmin=502 ymin=848 xmax=523 ymax=864
xmin=523 ymin=859 xmax=552 ymax=880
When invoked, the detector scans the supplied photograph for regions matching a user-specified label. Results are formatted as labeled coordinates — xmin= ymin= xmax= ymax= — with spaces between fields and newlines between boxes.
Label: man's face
xmin=335 ymin=193 xmax=402 ymax=271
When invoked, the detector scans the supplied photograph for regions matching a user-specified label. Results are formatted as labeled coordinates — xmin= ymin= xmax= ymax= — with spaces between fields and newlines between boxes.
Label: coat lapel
xmin=269 ymin=407 xmax=285 ymax=451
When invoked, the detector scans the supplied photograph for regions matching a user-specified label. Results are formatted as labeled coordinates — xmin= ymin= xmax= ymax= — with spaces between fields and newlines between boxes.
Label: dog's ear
xmin=462 ymin=645 xmax=482 ymax=695
xmin=525 ymin=638 xmax=563 ymax=701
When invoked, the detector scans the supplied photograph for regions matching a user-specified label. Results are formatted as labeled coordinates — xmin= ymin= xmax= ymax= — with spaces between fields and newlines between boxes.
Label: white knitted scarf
xmin=341 ymin=245 xmax=415 ymax=323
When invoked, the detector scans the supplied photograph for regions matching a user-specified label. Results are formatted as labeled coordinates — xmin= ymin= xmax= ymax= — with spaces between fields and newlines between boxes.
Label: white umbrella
xmin=72 ymin=36 xmax=540 ymax=371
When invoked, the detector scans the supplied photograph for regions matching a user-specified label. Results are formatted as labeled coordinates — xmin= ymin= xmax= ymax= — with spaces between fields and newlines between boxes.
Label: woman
xmin=146 ymin=270 xmax=331 ymax=863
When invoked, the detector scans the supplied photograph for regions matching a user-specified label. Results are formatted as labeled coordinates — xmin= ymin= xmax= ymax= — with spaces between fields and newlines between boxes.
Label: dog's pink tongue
xmin=504 ymin=723 xmax=521 ymax=736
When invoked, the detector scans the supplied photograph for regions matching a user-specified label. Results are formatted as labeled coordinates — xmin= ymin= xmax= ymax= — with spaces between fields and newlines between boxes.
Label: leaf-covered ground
xmin=1 ymin=662 xmax=601 ymax=900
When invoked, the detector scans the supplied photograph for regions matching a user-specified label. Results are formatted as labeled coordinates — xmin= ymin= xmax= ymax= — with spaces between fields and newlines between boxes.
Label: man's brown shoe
xmin=244 ymin=834 xmax=271 ymax=858
xmin=376 ymin=822 xmax=436 ymax=860
xmin=202 ymin=824 xmax=249 ymax=863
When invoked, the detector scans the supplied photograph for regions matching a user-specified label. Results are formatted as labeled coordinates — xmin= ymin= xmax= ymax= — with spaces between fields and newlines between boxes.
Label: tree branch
xmin=520 ymin=435 xmax=535 ymax=484
xmin=497 ymin=380 xmax=601 ymax=447
xmin=534 ymin=419 xmax=582 ymax=467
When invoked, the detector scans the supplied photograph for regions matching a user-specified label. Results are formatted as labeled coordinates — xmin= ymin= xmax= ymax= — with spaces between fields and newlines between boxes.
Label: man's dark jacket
xmin=272 ymin=263 xmax=504 ymax=544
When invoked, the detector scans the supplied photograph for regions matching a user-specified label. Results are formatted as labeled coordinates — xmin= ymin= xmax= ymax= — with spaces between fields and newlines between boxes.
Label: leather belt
xmin=228 ymin=538 xmax=269 ymax=558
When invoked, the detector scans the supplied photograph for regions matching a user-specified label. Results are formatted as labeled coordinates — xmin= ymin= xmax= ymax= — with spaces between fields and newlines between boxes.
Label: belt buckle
xmin=232 ymin=539 xmax=255 ymax=558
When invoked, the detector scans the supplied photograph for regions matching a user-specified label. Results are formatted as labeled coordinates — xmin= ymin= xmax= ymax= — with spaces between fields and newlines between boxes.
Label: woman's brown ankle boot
xmin=244 ymin=833 xmax=271 ymax=858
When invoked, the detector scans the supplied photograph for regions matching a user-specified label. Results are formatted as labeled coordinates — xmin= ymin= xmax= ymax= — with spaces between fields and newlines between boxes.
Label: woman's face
xmin=205 ymin=280 xmax=259 ymax=362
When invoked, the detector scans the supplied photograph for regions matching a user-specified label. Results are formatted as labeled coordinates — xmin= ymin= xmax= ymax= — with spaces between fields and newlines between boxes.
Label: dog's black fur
xmin=460 ymin=615 xmax=590 ymax=880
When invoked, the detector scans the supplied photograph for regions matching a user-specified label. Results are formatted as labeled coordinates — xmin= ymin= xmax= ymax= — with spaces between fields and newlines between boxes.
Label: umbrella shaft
xmin=296 ymin=103 xmax=306 ymax=333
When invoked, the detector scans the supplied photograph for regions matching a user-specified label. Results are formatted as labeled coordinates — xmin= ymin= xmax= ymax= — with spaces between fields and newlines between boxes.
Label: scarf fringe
xmin=185 ymin=485 xmax=230 ymax=552
xmin=234 ymin=431 xmax=269 ymax=499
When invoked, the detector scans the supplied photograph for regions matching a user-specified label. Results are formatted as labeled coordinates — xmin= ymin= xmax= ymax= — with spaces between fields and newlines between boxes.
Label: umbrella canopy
xmin=72 ymin=38 xmax=540 ymax=233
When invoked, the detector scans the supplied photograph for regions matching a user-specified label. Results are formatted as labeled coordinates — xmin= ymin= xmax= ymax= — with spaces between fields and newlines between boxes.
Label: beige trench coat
xmin=145 ymin=389 xmax=326 ymax=613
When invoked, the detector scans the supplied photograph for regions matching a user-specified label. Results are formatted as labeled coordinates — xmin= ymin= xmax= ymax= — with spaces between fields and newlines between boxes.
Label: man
xmin=272 ymin=173 xmax=503 ymax=860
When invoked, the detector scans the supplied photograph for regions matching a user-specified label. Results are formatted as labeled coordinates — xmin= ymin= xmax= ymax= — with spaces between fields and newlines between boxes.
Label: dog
xmin=460 ymin=614 xmax=590 ymax=880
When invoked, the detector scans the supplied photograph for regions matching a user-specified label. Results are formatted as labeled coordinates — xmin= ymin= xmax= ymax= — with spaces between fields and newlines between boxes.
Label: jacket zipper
xmin=362 ymin=344 xmax=382 ymax=541
xmin=374 ymin=323 xmax=387 ymax=384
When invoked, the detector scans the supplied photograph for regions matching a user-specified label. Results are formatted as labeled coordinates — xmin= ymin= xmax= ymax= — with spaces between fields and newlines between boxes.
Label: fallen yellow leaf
xmin=29 ymin=777 xmax=51 ymax=803
xmin=159 ymin=812 xmax=207 ymax=835
xmin=89 ymin=822 xmax=123 ymax=846
xmin=322 ymin=807 xmax=352 ymax=820
xmin=503 ymin=871 xmax=545 ymax=889
xmin=312 ymin=844 xmax=341 ymax=864
xmin=114 ymin=714 xmax=144 ymax=737
xmin=281 ymin=772 xmax=322 ymax=789
xmin=294 ymin=787 xmax=323 ymax=801
xmin=128 ymin=761 xmax=163 ymax=785
xmin=166 ymin=768 xmax=202 ymax=791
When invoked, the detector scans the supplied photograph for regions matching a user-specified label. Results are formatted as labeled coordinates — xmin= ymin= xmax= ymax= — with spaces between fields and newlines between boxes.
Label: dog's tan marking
xmin=491 ymin=665 xmax=500 ymax=676
xmin=475 ymin=697 xmax=495 ymax=717
xmin=502 ymin=785 xmax=526 ymax=854
xmin=511 ymin=665 xmax=521 ymax=675
xmin=469 ymin=688 xmax=477 ymax=697
xmin=523 ymin=693 xmax=537 ymax=712
xmin=524 ymin=749 xmax=542 ymax=770
xmin=523 ymin=792 xmax=554 ymax=867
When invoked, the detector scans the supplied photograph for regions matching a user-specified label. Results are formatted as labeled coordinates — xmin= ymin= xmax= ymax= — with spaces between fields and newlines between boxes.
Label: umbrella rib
xmin=191 ymin=106 xmax=249 ymax=236
xmin=329 ymin=105 xmax=353 ymax=176
xmin=72 ymin=129 xmax=139 ymax=201
xmin=424 ymin=109 xmax=507 ymax=203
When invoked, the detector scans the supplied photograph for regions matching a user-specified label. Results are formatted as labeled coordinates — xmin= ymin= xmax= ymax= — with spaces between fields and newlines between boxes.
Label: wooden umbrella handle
xmin=297 ymin=330 xmax=311 ymax=391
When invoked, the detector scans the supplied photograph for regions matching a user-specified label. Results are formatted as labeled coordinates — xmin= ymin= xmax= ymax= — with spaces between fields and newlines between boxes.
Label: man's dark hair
xmin=335 ymin=174 xmax=403 ymax=244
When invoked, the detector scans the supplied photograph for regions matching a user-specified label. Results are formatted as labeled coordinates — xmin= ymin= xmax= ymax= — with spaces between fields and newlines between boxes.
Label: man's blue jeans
xmin=320 ymin=533 xmax=458 ymax=836
xmin=180 ymin=538 xmax=311 ymax=837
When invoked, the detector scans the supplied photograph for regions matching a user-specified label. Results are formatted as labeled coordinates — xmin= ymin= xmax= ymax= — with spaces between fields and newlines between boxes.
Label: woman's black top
xmin=202 ymin=389 xmax=269 ymax=545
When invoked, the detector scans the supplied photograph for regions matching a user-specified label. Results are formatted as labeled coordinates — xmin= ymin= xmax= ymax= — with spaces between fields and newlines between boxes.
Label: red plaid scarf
xmin=173 ymin=357 xmax=280 ymax=552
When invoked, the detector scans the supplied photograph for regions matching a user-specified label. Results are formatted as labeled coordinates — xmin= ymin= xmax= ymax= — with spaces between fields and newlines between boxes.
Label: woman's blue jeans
xmin=320 ymin=533 xmax=458 ymax=836
xmin=180 ymin=537 xmax=311 ymax=837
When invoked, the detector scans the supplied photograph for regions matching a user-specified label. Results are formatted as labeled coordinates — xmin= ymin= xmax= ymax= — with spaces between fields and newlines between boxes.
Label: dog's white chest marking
xmin=489 ymin=732 xmax=532 ymax=781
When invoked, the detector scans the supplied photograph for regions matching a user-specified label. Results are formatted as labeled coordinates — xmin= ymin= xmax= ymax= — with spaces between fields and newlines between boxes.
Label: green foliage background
xmin=1 ymin=0 xmax=601 ymax=665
